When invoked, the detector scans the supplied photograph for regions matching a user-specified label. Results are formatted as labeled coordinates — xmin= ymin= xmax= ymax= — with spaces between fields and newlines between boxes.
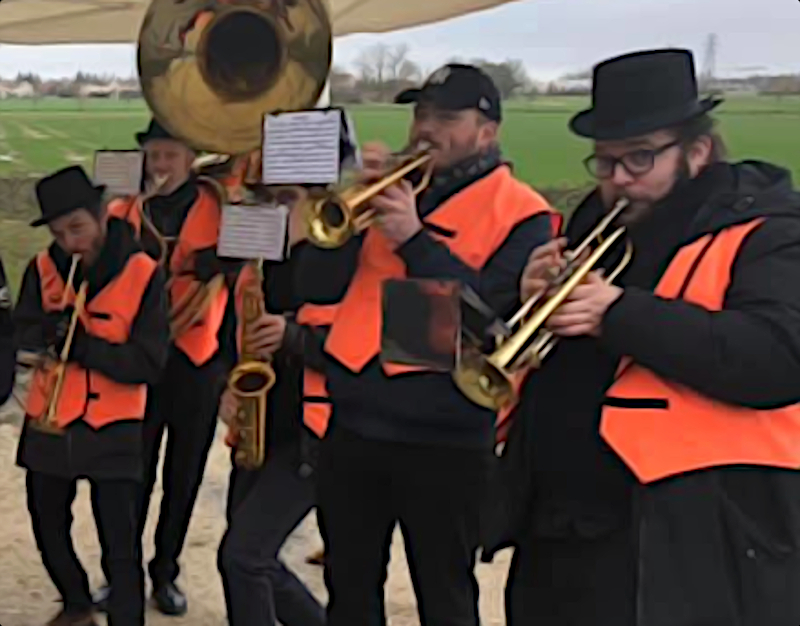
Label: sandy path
xmin=0 ymin=372 xmax=511 ymax=626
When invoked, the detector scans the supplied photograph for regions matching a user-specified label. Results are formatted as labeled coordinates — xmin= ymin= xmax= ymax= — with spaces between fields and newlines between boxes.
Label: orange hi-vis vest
xmin=601 ymin=218 xmax=800 ymax=484
xmin=26 ymin=251 xmax=158 ymax=430
xmin=108 ymin=183 xmax=228 ymax=365
xmin=297 ymin=165 xmax=559 ymax=437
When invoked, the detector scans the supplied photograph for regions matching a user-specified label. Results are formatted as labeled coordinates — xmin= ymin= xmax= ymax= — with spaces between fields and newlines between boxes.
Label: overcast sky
xmin=0 ymin=0 xmax=796 ymax=81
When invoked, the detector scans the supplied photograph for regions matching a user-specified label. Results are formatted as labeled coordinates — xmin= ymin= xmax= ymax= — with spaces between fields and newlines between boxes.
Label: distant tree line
xmin=330 ymin=43 xmax=538 ymax=103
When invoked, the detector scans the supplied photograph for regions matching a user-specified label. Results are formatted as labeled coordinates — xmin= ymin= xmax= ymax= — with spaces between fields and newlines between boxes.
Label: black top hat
xmin=31 ymin=165 xmax=106 ymax=227
xmin=569 ymin=48 xmax=722 ymax=141
xmin=135 ymin=118 xmax=182 ymax=146
xmin=395 ymin=64 xmax=502 ymax=122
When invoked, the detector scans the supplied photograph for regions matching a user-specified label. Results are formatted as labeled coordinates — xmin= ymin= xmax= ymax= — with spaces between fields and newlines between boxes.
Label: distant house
xmin=547 ymin=78 xmax=592 ymax=95
xmin=0 ymin=80 xmax=36 ymax=99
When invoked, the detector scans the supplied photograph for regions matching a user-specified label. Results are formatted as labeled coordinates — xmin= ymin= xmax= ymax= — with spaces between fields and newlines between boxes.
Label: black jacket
xmin=0 ymin=256 xmax=14 ymax=405
xmin=484 ymin=161 xmax=800 ymax=626
xmin=296 ymin=159 xmax=554 ymax=449
xmin=15 ymin=218 xmax=170 ymax=480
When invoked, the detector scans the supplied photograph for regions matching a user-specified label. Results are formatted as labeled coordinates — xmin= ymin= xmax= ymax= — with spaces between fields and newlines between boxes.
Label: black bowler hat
xmin=395 ymin=64 xmax=502 ymax=122
xmin=31 ymin=165 xmax=106 ymax=227
xmin=135 ymin=118 xmax=181 ymax=146
xmin=569 ymin=48 xmax=723 ymax=141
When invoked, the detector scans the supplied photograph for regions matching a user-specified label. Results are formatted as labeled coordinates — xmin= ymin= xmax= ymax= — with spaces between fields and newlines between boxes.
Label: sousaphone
xmin=138 ymin=0 xmax=333 ymax=160
xmin=137 ymin=0 xmax=332 ymax=468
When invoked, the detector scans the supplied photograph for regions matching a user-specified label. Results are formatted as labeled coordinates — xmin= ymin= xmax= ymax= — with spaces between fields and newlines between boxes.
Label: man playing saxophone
xmin=215 ymin=184 xmax=350 ymax=626
xmin=295 ymin=64 xmax=558 ymax=625
xmin=95 ymin=118 xmax=241 ymax=615
xmin=14 ymin=165 xmax=169 ymax=626
xmin=495 ymin=49 xmax=800 ymax=626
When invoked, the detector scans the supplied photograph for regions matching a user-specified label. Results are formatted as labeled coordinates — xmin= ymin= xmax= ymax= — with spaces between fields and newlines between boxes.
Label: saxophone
xmin=227 ymin=260 xmax=276 ymax=469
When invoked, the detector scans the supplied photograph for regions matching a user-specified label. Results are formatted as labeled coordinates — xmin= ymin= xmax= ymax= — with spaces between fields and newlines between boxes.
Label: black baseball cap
xmin=394 ymin=64 xmax=502 ymax=122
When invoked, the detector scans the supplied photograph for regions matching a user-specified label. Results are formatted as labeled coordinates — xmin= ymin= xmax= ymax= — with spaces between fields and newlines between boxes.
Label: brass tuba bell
xmin=138 ymin=0 xmax=333 ymax=157
xmin=452 ymin=199 xmax=634 ymax=411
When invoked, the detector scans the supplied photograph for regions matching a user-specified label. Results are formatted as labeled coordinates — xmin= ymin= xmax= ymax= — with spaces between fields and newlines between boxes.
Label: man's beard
xmin=619 ymin=157 xmax=692 ymax=225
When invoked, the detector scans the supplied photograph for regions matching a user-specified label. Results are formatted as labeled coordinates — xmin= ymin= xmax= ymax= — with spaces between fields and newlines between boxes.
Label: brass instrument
xmin=452 ymin=199 xmax=634 ymax=411
xmin=305 ymin=145 xmax=434 ymax=248
xmin=137 ymin=0 xmax=333 ymax=340
xmin=227 ymin=260 xmax=276 ymax=469
xmin=35 ymin=255 xmax=88 ymax=434
xmin=138 ymin=0 xmax=332 ymax=157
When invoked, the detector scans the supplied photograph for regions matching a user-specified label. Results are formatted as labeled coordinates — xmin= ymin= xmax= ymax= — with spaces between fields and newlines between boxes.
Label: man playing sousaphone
xmin=94 ymin=119 xmax=244 ymax=615
xmin=14 ymin=165 xmax=169 ymax=626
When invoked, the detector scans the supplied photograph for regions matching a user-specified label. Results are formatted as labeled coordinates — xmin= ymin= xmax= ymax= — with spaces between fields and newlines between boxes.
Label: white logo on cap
xmin=428 ymin=67 xmax=451 ymax=85
xmin=479 ymin=97 xmax=491 ymax=110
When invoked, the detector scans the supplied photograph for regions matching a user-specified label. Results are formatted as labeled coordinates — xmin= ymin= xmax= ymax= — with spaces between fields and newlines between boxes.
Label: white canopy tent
xmin=0 ymin=0 xmax=520 ymax=44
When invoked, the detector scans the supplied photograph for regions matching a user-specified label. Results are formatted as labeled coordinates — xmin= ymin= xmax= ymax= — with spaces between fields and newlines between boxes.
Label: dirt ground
xmin=0 ymin=370 xmax=511 ymax=626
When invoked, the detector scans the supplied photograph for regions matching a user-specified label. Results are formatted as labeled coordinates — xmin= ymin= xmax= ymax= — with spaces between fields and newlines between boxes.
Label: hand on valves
xmin=519 ymin=238 xmax=623 ymax=339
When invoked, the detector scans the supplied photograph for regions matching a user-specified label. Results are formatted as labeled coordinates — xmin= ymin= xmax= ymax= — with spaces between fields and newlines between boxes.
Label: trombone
xmin=452 ymin=199 xmax=634 ymax=411
xmin=304 ymin=143 xmax=434 ymax=248
xmin=36 ymin=255 xmax=89 ymax=434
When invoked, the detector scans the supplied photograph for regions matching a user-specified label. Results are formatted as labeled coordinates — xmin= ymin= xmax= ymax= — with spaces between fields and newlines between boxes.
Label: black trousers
xmin=27 ymin=471 xmax=143 ymax=626
xmin=505 ymin=523 xmax=638 ymax=626
xmin=136 ymin=348 xmax=225 ymax=587
xmin=218 ymin=442 xmax=325 ymax=626
xmin=317 ymin=426 xmax=490 ymax=626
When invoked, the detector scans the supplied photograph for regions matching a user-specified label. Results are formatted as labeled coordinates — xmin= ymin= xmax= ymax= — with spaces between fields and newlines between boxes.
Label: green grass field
xmin=0 ymin=94 xmax=799 ymax=292
xmin=1 ymin=95 xmax=799 ymax=188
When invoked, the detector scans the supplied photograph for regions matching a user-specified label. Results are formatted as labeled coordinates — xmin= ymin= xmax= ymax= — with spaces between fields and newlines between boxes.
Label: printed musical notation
xmin=262 ymin=109 xmax=341 ymax=185
xmin=93 ymin=151 xmax=144 ymax=196
xmin=218 ymin=203 xmax=290 ymax=262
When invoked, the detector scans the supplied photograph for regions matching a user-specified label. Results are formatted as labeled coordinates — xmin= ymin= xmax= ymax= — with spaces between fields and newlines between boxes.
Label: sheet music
xmin=218 ymin=203 xmax=289 ymax=262
xmin=262 ymin=109 xmax=341 ymax=185
xmin=93 ymin=151 xmax=143 ymax=196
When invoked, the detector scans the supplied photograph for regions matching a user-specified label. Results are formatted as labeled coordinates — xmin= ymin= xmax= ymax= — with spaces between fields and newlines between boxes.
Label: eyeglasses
xmin=583 ymin=140 xmax=680 ymax=180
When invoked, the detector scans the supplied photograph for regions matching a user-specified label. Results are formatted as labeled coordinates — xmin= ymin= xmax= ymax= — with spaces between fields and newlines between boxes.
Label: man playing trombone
xmin=497 ymin=48 xmax=800 ymax=626
xmin=14 ymin=165 xmax=169 ymax=626
xmin=295 ymin=64 xmax=558 ymax=625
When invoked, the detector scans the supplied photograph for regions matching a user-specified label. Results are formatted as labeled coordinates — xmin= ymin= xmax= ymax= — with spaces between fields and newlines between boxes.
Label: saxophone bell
xmin=226 ymin=260 xmax=276 ymax=470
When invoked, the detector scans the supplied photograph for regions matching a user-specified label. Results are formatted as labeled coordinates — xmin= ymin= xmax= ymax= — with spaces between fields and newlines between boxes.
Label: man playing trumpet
xmin=14 ymin=165 xmax=169 ymax=626
xmin=496 ymin=48 xmax=800 ymax=626
xmin=96 ymin=118 xmax=241 ymax=615
xmin=295 ymin=64 xmax=558 ymax=625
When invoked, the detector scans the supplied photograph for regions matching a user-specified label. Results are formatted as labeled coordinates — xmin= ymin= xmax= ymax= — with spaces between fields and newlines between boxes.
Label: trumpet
xmin=37 ymin=255 xmax=89 ymax=434
xmin=452 ymin=199 xmax=634 ymax=411
xmin=227 ymin=260 xmax=276 ymax=470
xmin=305 ymin=143 xmax=434 ymax=248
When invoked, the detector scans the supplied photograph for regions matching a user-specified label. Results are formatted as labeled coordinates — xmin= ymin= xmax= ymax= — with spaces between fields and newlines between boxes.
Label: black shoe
xmin=151 ymin=582 xmax=188 ymax=616
xmin=91 ymin=585 xmax=110 ymax=613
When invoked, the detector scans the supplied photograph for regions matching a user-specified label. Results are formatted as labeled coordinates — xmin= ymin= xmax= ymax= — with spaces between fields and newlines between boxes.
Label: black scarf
xmin=416 ymin=145 xmax=504 ymax=217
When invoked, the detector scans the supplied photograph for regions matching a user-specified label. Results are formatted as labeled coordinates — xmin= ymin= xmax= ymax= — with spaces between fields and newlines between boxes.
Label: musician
xmin=496 ymin=48 xmax=800 ymax=626
xmin=14 ymin=165 xmax=169 ymax=626
xmin=295 ymin=63 xmax=558 ymax=625
xmin=216 ymin=251 xmax=325 ymax=626
xmin=95 ymin=118 xmax=240 ymax=615
xmin=216 ymin=117 xmax=363 ymax=626
xmin=0 ymin=253 xmax=14 ymax=405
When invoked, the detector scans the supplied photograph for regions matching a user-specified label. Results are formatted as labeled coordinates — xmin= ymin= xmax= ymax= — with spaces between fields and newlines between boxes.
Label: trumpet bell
xmin=138 ymin=0 xmax=333 ymax=156
xmin=452 ymin=348 xmax=518 ymax=411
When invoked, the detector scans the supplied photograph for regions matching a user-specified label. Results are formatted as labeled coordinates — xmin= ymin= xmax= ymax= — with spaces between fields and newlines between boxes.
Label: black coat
xmin=14 ymin=219 xmax=169 ymax=481
xmin=0 ymin=256 xmax=14 ymax=405
xmin=483 ymin=161 xmax=800 ymax=626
